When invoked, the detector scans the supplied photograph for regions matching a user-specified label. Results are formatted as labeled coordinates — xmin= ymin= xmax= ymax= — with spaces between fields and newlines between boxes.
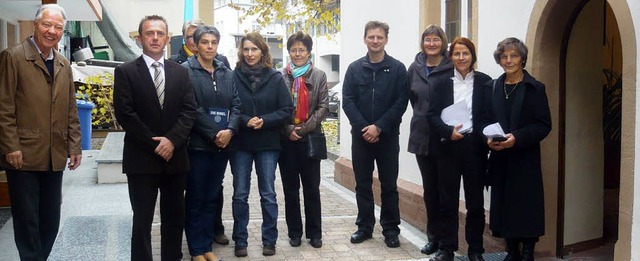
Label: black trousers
xmin=6 ymin=169 xmax=63 ymax=261
xmin=416 ymin=154 xmax=440 ymax=244
xmin=278 ymin=139 xmax=322 ymax=239
xmin=351 ymin=134 xmax=400 ymax=237
xmin=435 ymin=135 xmax=486 ymax=254
xmin=127 ymin=172 xmax=186 ymax=261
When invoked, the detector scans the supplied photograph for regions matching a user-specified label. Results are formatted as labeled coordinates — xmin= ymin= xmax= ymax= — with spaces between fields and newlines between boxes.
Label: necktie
xmin=152 ymin=62 xmax=165 ymax=108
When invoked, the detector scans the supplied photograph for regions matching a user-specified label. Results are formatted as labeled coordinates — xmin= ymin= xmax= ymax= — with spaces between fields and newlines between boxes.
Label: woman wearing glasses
xmin=406 ymin=25 xmax=452 ymax=257
xmin=482 ymin=37 xmax=551 ymax=261
xmin=278 ymin=31 xmax=328 ymax=249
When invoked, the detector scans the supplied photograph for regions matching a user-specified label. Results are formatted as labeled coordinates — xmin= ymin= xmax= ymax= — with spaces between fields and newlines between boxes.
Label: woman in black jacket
xmin=229 ymin=32 xmax=293 ymax=257
xmin=482 ymin=37 xmax=551 ymax=261
xmin=278 ymin=31 xmax=328 ymax=249
xmin=182 ymin=25 xmax=240 ymax=261
xmin=426 ymin=37 xmax=491 ymax=261
xmin=406 ymin=24 xmax=452 ymax=256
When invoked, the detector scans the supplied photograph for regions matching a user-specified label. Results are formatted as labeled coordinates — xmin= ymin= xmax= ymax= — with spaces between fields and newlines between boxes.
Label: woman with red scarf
xmin=278 ymin=31 xmax=329 ymax=249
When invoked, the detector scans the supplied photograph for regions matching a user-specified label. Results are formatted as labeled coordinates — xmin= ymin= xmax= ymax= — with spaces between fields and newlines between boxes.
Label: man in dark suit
xmin=113 ymin=15 xmax=196 ymax=261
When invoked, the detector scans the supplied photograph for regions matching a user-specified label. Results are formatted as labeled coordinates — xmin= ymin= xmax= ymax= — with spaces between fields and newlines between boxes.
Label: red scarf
xmin=286 ymin=63 xmax=310 ymax=124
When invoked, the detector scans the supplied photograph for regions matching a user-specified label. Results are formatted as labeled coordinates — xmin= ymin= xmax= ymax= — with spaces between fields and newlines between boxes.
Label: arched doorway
xmin=526 ymin=0 xmax=636 ymax=259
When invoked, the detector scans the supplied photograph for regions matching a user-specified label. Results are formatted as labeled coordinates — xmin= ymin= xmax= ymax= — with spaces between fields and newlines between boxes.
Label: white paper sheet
xmin=482 ymin=122 xmax=507 ymax=139
xmin=440 ymin=101 xmax=472 ymax=133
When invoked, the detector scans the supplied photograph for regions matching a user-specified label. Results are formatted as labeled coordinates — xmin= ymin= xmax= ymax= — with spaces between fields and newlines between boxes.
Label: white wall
xmin=339 ymin=0 xmax=422 ymax=184
xmin=563 ymin=0 xmax=604 ymax=245
xmin=101 ymin=0 xmax=184 ymax=40
xmin=476 ymin=0 xmax=536 ymax=78
xmin=630 ymin=0 xmax=640 ymax=258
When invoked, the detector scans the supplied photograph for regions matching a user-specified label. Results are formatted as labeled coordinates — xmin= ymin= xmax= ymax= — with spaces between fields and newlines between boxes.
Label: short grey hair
xmin=493 ymin=37 xmax=529 ymax=67
xmin=182 ymin=18 xmax=204 ymax=36
xmin=193 ymin=25 xmax=221 ymax=44
xmin=35 ymin=4 xmax=67 ymax=22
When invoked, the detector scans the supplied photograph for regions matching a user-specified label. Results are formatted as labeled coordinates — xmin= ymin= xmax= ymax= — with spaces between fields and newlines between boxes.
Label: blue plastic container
xmin=76 ymin=100 xmax=95 ymax=150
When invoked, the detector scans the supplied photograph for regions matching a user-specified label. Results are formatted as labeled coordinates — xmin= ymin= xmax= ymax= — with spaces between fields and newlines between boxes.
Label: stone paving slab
xmin=151 ymin=159 xmax=435 ymax=261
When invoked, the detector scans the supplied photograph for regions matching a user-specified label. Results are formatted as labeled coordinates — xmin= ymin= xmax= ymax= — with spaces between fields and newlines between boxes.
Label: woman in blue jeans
xmin=230 ymin=32 xmax=293 ymax=257
xmin=183 ymin=25 xmax=240 ymax=261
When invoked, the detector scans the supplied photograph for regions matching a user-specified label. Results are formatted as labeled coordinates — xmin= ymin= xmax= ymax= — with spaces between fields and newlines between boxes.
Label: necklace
xmin=503 ymin=82 xmax=518 ymax=99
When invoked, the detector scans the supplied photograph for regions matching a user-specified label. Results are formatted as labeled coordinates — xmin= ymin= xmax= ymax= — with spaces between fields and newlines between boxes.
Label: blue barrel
xmin=76 ymin=100 xmax=95 ymax=150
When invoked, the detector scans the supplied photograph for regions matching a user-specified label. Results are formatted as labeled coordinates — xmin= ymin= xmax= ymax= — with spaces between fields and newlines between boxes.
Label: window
xmin=442 ymin=0 xmax=472 ymax=41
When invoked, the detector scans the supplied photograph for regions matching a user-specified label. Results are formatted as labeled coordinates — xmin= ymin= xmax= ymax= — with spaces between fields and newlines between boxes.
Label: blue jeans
xmin=230 ymin=149 xmax=279 ymax=247
xmin=185 ymin=150 xmax=228 ymax=256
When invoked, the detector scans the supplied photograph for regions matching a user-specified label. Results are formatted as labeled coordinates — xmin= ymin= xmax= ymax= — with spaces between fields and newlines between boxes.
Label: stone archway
xmin=526 ymin=0 xmax=636 ymax=259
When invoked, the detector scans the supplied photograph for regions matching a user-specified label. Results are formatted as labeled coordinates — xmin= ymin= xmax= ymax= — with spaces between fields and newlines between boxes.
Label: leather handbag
xmin=307 ymin=131 xmax=328 ymax=160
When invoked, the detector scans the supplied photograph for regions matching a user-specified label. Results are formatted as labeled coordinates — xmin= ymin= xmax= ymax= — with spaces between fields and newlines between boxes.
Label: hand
xmin=68 ymin=154 xmax=82 ymax=170
xmin=152 ymin=137 xmax=175 ymax=162
xmin=361 ymin=124 xmax=380 ymax=144
xmin=487 ymin=133 xmax=515 ymax=151
xmin=450 ymin=124 xmax=464 ymax=141
xmin=6 ymin=150 xmax=23 ymax=169
xmin=247 ymin=117 xmax=264 ymax=129
xmin=289 ymin=127 xmax=302 ymax=141
xmin=214 ymin=129 xmax=233 ymax=148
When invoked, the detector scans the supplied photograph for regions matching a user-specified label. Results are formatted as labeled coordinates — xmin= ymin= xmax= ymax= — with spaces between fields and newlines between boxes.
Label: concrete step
xmin=95 ymin=132 xmax=126 ymax=183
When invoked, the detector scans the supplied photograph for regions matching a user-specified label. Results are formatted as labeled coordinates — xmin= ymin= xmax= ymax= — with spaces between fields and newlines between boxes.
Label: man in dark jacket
xmin=170 ymin=18 xmax=231 ymax=69
xmin=342 ymin=21 xmax=409 ymax=248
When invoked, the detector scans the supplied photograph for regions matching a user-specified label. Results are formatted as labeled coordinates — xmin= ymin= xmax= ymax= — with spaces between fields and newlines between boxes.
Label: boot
xmin=503 ymin=239 xmax=521 ymax=261
xmin=521 ymin=241 xmax=535 ymax=261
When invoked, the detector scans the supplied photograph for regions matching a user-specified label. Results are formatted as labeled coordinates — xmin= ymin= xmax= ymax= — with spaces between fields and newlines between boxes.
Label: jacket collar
xmin=22 ymin=38 xmax=65 ymax=77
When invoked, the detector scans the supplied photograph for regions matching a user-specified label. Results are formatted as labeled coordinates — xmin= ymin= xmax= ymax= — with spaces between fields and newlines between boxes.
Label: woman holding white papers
xmin=407 ymin=25 xmax=452 ymax=257
xmin=183 ymin=25 xmax=241 ymax=261
xmin=426 ymin=37 xmax=492 ymax=261
xmin=482 ymin=37 xmax=551 ymax=261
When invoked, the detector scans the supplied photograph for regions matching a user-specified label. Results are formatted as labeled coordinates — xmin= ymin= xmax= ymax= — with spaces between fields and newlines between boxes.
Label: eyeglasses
xmin=289 ymin=49 xmax=308 ymax=55
xmin=424 ymin=38 xmax=442 ymax=44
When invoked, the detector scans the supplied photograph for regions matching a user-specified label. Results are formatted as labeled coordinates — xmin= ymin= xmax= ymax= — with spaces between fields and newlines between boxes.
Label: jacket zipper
xmin=371 ymin=70 xmax=376 ymax=120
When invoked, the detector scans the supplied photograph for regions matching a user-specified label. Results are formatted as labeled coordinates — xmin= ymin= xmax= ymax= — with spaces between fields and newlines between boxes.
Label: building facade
xmin=336 ymin=0 xmax=639 ymax=259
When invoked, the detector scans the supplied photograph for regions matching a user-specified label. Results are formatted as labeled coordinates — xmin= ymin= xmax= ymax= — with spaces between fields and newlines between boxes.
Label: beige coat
xmin=0 ymin=38 xmax=81 ymax=171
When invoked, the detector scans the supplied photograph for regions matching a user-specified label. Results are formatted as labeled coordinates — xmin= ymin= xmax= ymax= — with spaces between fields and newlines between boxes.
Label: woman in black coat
xmin=426 ymin=37 xmax=491 ymax=261
xmin=406 ymin=25 xmax=453 ymax=256
xmin=482 ymin=37 xmax=551 ymax=261
xmin=229 ymin=32 xmax=293 ymax=257
xmin=182 ymin=25 xmax=240 ymax=261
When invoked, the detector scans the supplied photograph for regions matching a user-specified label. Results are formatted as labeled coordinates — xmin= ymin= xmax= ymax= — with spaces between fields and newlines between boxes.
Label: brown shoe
xmin=234 ymin=246 xmax=247 ymax=257
xmin=214 ymin=234 xmax=230 ymax=245
xmin=262 ymin=244 xmax=276 ymax=256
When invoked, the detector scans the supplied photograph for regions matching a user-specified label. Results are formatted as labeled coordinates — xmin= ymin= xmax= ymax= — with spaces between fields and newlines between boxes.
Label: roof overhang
xmin=0 ymin=0 xmax=102 ymax=23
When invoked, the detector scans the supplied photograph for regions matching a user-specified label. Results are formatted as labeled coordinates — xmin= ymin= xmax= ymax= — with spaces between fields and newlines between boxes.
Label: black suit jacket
xmin=114 ymin=56 xmax=197 ymax=174
xmin=426 ymin=69 xmax=492 ymax=155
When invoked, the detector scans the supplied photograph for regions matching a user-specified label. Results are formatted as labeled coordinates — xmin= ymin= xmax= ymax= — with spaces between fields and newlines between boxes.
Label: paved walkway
xmin=0 ymin=150 xmax=434 ymax=261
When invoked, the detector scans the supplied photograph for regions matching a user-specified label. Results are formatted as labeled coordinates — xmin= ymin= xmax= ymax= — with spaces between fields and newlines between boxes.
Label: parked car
xmin=328 ymin=82 xmax=342 ymax=118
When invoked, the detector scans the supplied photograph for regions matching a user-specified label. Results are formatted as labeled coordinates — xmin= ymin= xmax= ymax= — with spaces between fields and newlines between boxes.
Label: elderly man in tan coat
xmin=0 ymin=4 xmax=82 ymax=260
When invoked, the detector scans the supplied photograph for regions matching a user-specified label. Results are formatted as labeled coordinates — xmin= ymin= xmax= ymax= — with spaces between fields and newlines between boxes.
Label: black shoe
xmin=350 ymin=231 xmax=372 ymax=243
xmin=468 ymin=252 xmax=485 ymax=261
xmin=214 ymin=234 xmax=230 ymax=245
xmin=262 ymin=244 xmax=276 ymax=256
xmin=384 ymin=235 xmax=400 ymax=248
xmin=421 ymin=242 xmax=438 ymax=255
xmin=310 ymin=238 xmax=323 ymax=248
xmin=234 ymin=246 xmax=247 ymax=257
xmin=289 ymin=237 xmax=301 ymax=247
xmin=429 ymin=249 xmax=454 ymax=261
